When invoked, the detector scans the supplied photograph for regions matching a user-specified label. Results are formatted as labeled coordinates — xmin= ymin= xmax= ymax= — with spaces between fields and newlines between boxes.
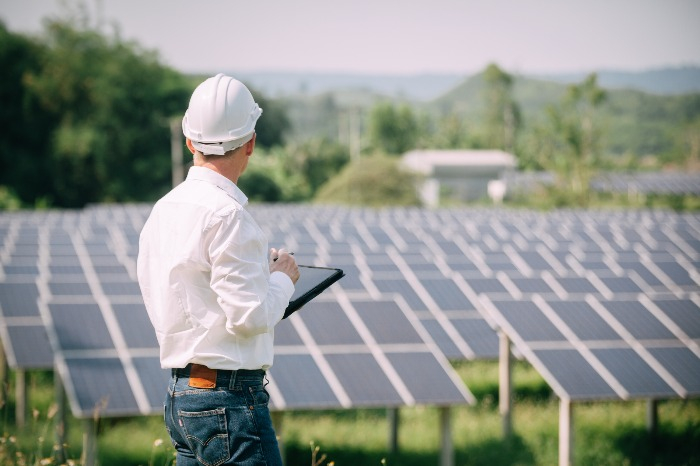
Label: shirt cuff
xmin=270 ymin=271 xmax=295 ymax=301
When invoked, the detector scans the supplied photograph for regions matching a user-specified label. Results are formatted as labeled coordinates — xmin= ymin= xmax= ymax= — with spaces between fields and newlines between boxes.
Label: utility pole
xmin=349 ymin=107 xmax=361 ymax=161
xmin=171 ymin=119 xmax=185 ymax=187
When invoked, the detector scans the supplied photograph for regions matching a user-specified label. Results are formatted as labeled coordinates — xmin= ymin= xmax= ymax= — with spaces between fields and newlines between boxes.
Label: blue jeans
xmin=164 ymin=365 xmax=283 ymax=466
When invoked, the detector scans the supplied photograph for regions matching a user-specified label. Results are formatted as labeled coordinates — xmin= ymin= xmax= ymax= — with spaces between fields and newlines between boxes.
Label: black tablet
xmin=283 ymin=265 xmax=344 ymax=318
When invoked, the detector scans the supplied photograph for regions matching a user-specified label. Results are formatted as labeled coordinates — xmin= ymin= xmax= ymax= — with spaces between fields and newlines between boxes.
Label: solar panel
xmin=418 ymin=318 xmax=464 ymax=359
xmin=373 ymin=278 xmax=428 ymax=310
xmin=597 ymin=276 xmax=643 ymax=294
xmin=548 ymin=301 xmax=621 ymax=341
xmin=651 ymin=299 xmax=700 ymax=338
xmin=0 ymin=283 xmax=41 ymax=317
xmin=268 ymin=354 xmax=340 ymax=409
xmin=298 ymin=302 xmax=364 ymax=345
xmin=352 ymin=300 xmax=423 ymax=344
xmin=421 ymin=278 xmax=476 ymax=311
xmin=268 ymin=296 xmax=474 ymax=410
xmin=484 ymin=292 xmax=700 ymax=400
xmin=64 ymin=357 xmax=139 ymax=414
xmin=131 ymin=356 xmax=170 ymax=408
xmin=0 ymin=278 xmax=53 ymax=370
xmin=325 ymin=353 xmax=404 ymax=406
xmin=491 ymin=300 xmax=567 ymax=342
xmin=509 ymin=277 xmax=555 ymax=294
xmin=646 ymin=348 xmax=700 ymax=394
xmin=48 ymin=303 xmax=115 ymax=350
xmin=533 ymin=349 xmax=619 ymax=399
xmin=590 ymin=348 xmax=676 ymax=398
xmin=448 ymin=318 xmax=499 ymax=357
xmin=604 ymin=300 xmax=677 ymax=340
xmin=460 ymin=277 xmax=509 ymax=295
xmin=556 ymin=276 xmax=598 ymax=295
xmin=2 ymin=325 xmax=53 ymax=369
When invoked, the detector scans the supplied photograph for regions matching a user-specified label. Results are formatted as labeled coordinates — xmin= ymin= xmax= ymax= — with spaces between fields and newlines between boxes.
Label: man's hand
xmin=269 ymin=248 xmax=300 ymax=284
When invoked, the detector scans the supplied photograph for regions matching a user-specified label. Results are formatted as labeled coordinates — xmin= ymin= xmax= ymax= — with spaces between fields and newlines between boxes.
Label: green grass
xmin=2 ymin=362 xmax=699 ymax=466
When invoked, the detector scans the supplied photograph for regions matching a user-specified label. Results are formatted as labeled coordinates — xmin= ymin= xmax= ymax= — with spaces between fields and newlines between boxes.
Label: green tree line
xmin=1 ymin=19 xmax=187 ymax=207
xmin=0 ymin=17 xmax=289 ymax=209
xmin=2 ymin=15 xmax=698 ymax=210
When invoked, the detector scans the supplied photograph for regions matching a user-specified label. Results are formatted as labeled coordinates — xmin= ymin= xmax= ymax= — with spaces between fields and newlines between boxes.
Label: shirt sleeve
xmin=207 ymin=209 xmax=294 ymax=337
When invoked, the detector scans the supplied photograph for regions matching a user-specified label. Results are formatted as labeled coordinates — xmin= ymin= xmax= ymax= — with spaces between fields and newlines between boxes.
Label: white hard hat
xmin=182 ymin=73 xmax=263 ymax=155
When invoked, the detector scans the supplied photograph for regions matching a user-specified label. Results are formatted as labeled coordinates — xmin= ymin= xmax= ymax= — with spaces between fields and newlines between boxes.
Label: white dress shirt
xmin=137 ymin=166 xmax=294 ymax=370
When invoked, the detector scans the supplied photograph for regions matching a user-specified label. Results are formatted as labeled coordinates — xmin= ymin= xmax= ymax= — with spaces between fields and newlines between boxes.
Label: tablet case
xmin=283 ymin=265 xmax=344 ymax=318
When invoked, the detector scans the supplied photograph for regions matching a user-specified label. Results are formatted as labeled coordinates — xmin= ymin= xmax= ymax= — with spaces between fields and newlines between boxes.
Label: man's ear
xmin=185 ymin=138 xmax=196 ymax=155
xmin=244 ymin=133 xmax=256 ymax=156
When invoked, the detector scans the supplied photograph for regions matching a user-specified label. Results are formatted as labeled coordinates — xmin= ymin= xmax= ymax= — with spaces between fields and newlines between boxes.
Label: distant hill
xmin=532 ymin=66 xmax=700 ymax=96
xmin=429 ymin=71 xmax=700 ymax=158
xmin=231 ymin=66 xmax=700 ymax=101
xmin=234 ymin=71 xmax=465 ymax=101
xmin=430 ymin=72 xmax=568 ymax=120
xmin=272 ymin=67 xmax=700 ymax=161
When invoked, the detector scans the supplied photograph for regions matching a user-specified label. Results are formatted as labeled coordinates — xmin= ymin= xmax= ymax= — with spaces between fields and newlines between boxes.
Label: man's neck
xmin=194 ymin=158 xmax=242 ymax=184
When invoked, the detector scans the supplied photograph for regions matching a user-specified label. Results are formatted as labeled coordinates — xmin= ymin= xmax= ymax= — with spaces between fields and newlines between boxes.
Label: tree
xmin=22 ymin=17 xmax=191 ymax=206
xmin=367 ymin=102 xmax=419 ymax=155
xmin=249 ymin=89 xmax=290 ymax=148
xmin=482 ymin=63 xmax=520 ymax=153
xmin=236 ymin=168 xmax=283 ymax=202
xmin=314 ymin=155 xmax=422 ymax=207
xmin=539 ymin=74 xmax=607 ymax=205
xmin=433 ymin=114 xmax=472 ymax=149
xmin=286 ymin=138 xmax=350 ymax=195
xmin=0 ymin=21 xmax=57 ymax=207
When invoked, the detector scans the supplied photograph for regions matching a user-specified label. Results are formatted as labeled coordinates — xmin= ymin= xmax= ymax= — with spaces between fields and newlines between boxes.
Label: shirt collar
xmin=186 ymin=166 xmax=249 ymax=207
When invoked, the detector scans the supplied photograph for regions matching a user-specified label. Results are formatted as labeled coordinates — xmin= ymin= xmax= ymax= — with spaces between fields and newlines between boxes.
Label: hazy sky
xmin=1 ymin=0 xmax=699 ymax=75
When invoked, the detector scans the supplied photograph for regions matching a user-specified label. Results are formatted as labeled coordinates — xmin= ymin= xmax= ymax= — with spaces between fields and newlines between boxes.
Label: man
xmin=137 ymin=73 xmax=299 ymax=466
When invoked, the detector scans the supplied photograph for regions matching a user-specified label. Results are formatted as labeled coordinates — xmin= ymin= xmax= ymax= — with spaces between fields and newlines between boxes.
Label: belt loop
xmin=229 ymin=369 xmax=238 ymax=390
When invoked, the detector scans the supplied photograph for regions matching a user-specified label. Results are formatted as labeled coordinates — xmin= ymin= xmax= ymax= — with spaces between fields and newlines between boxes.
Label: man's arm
xmin=209 ymin=215 xmax=296 ymax=337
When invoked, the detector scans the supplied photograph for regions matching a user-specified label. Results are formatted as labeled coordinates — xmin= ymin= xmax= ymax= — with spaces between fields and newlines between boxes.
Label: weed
xmin=310 ymin=440 xmax=333 ymax=466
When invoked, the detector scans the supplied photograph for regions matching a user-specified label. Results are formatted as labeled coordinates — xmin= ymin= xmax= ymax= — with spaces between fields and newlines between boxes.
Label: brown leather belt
xmin=188 ymin=363 xmax=217 ymax=389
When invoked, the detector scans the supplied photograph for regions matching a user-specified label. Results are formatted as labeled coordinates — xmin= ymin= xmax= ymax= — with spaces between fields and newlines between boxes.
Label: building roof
xmin=402 ymin=150 xmax=517 ymax=175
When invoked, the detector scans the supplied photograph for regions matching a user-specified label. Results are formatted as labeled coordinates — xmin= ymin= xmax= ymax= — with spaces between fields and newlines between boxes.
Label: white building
xmin=401 ymin=150 xmax=518 ymax=207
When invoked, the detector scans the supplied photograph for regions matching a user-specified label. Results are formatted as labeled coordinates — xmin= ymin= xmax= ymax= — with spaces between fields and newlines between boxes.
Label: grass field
xmin=2 ymin=360 xmax=699 ymax=466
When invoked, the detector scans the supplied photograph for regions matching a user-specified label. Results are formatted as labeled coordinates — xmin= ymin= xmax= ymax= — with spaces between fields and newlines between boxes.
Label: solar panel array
xmin=1 ymin=204 xmax=699 ymax=418
xmin=505 ymin=171 xmax=700 ymax=196
xmin=590 ymin=172 xmax=700 ymax=196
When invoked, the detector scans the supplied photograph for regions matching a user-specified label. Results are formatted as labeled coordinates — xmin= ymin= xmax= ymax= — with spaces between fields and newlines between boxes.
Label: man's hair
xmin=197 ymin=151 xmax=232 ymax=161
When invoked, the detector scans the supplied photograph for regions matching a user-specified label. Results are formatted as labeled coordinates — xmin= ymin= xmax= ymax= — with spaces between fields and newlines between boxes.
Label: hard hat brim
xmin=190 ymin=132 xmax=255 ymax=156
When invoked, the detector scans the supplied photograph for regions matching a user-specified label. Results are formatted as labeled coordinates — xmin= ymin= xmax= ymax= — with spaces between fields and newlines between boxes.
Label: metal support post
xmin=387 ymin=407 xmax=399 ymax=453
xmin=0 ymin=343 xmax=7 ymax=406
xmin=559 ymin=398 xmax=573 ymax=466
xmin=439 ymin=406 xmax=453 ymax=466
xmin=15 ymin=369 xmax=26 ymax=428
xmin=646 ymin=399 xmax=658 ymax=436
xmin=82 ymin=418 xmax=98 ymax=466
xmin=271 ymin=411 xmax=285 ymax=465
xmin=54 ymin=373 xmax=67 ymax=464
xmin=499 ymin=330 xmax=513 ymax=438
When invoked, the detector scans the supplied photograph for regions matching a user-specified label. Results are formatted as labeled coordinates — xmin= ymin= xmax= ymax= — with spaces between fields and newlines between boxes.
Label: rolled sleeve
xmin=270 ymin=271 xmax=295 ymax=303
